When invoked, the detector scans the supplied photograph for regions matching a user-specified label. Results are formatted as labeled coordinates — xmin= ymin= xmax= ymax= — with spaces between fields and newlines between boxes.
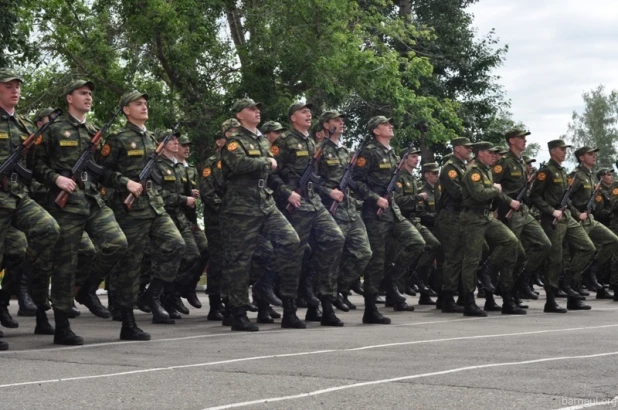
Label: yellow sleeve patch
xmin=227 ymin=142 xmax=239 ymax=152
xmin=356 ymin=157 xmax=366 ymax=167
xmin=101 ymin=144 xmax=111 ymax=157
xmin=470 ymin=172 xmax=481 ymax=182
xmin=202 ymin=167 xmax=211 ymax=178
xmin=537 ymin=172 xmax=546 ymax=181
xmin=448 ymin=169 xmax=457 ymax=179
xmin=493 ymin=165 xmax=503 ymax=174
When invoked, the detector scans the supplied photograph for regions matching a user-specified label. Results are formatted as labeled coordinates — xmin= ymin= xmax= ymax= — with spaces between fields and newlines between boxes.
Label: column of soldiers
xmin=2 ymin=67 xmax=618 ymax=351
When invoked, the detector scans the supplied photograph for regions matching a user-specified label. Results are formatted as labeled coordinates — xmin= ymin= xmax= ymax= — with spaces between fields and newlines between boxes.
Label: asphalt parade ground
xmin=1 ymin=293 xmax=618 ymax=410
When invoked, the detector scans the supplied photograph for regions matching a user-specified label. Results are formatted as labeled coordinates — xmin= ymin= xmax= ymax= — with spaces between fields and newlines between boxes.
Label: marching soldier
xmin=594 ymin=168 xmax=614 ymax=227
xmin=529 ymin=140 xmax=596 ymax=312
xmin=609 ymin=177 xmax=618 ymax=300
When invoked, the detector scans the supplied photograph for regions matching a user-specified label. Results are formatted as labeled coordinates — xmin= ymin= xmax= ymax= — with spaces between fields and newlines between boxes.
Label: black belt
xmin=463 ymin=207 xmax=491 ymax=216
xmin=229 ymin=178 xmax=266 ymax=188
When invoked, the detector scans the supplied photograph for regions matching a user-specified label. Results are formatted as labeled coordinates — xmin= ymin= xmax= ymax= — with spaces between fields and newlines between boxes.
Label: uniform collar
xmin=577 ymin=164 xmax=592 ymax=175
xmin=67 ymin=113 xmax=87 ymax=126
xmin=126 ymin=121 xmax=148 ymax=134
xmin=290 ymin=127 xmax=310 ymax=140
xmin=548 ymin=159 xmax=563 ymax=169
xmin=505 ymin=150 xmax=522 ymax=162
xmin=239 ymin=126 xmax=260 ymax=139
xmin=452 ymin=155 xmax=466 ymax=167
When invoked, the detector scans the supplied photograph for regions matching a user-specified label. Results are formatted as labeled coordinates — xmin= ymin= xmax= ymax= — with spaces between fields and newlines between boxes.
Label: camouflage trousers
xmin=47 ymin=200 xmax=128 ymax=313
xmin=74 ymin=232 xmax=97 ymax=288
xmin=581 ymin=215 xmax=618 ymax=266
xmin=249 ymin=234 xmax=273 ymax=285
xmin=204 ymin=222 xmax=223 ymax=295
xmin=393 ymin=220 xmax=440 ymax=291
xmin=176 ymin=223 xmax=208 ymax=289
xmin=0 ymin=195 xmax=60 ymax=308
xmin=435 ymin=210 xmax=462 ymax=292
xmin=286 ymin=208 xmax=345 ymax=300
xmin=610 ymin=218 xmax=618 ymax=287
xmin=336 ymin=216 xmax=372 ymax=294
xmin=221 ymin=209 xmax=300 ymax=309
xmin=540 ymin=212 xmax=595 ymax=291
xmin=112 ymin=212 xmax=184 ymax=308
xmin=460 ymin=212 xmax=518 ymax=293
xmin=0 ymin=227 xmax=28 ymax=306
xmin=363 ymin=216 xmax=425 ymax=295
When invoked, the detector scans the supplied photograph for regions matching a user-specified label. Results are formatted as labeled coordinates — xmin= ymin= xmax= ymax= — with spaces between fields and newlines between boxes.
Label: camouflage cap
xmin=261 ymin=121 xmax=286 ymax=134
xmin=0 ymin=68 xmax=23 ymax=83
xmin=596 ymin=168 xmax=613 ymax=180
xmin=422 ymin=162 xmax=440 ymax=173
xmin=154 ymin=128 xmax=180 ymax=144
xmin=451 ymin=137 xmax=473 ymax=147
xmin=64 ymin=79 xmax=95 ymax=96
xmin=214 ymin=132 xmax=226 ymax=141
xmin=367 ymin=116 xmax=392 ymax=132
xmin=547 ymin=139 xmax=572 ymax=150
xmin=231 ymin=98 xmax=262 ymax=113
xmin=33 ymin=107 xmax=56 ymax=123
xmin=496 ymin=145 xmax=509 ymax=155
xmin=473 ymin=141 xmax=499 ymax=153
xmin=574 ymin=146 xmax=599 ymax=158
xmin=523 ymin=155 xmax=536 ymax=164
xmin=318 ymin=110 xmax=346 ymax=124
xmin=119 ymin=90 xmax=149 ymax=107
xmin=288 ymin=101 xmax=313 ymax=118
xmin=221 ymin=118 xmax=241 ymax=134
xmin=310 ymin=121 xmax=324 ymax=134
xmin=505 ymin=128 xmax=531 ymax=141
xmin=177 ymin=134 xmax=191 ymax=145
xmin=401 ymin=148 xmax=421 ymax=157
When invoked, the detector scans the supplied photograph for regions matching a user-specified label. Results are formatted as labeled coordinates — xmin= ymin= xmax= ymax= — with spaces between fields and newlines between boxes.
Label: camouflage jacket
xmin=96 ymin=121 xmax=166 ymax=219
xmin=155 ymin=154 xmax=189 ymax=228
xmin=418 ymin=181 xmax=439 ymax=228
xmin=568 ymin=165 xmax=600 ymax=219
xmin=182 ymin=162 xmax=199 ymax=225
xmin=0 ymin=108 xmax=34 ymax=205
xmin=529 ymin=159 xmax=571 ymax=218
xmin=200 ymin=152 xmax=224 ymax=223
xmin=462 ymin=161 xmax=500 ymax=210
xmin=394 ymin=169 xmax=423 ymax=220
xmin=594 ymin=183 xmax=613 ymax=225
xmin=438 ymin=155 xmax=466 ymax=211
xmin=609 ymin=182 xmax=618 ymax=217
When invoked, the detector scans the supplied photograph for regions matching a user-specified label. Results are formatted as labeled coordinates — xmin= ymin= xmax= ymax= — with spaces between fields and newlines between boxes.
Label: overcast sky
xmin=468 ymin=0 xmax=618 ymax=162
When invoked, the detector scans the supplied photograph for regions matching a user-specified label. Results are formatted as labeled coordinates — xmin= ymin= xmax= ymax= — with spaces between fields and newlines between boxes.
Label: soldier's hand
xmin=288 ymin=191 xmax=301 ymax=208
xmin=186 ymin=196 xmax=196 ymax=208
xmin=268 ymin=158 xmax=278 ymax=171
xmin=192 ymin=189 xmax=199 ymax=198
xmin=509 ymin=200 xmax=521 ymax=210
xmin=377 ymin=197 xmax=389 ymax=209
xmin=56 ymin=176 xmax=76 ymax=193
xmin=330 ymin=188 xmax=344 ymax=202
xmin=552 ymin=209 xmax=563 ymax=221
xmin=493 ymin=183 xmax=502 ymax=193
xmin=579 ymin=212 xmax=588 ymax=222
xmin=419 ymin=192 xmax=428 ymax=200
xmin=127 ymin=180 xmax=143 ymax=197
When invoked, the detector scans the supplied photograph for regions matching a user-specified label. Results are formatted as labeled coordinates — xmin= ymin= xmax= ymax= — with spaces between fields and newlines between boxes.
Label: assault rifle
xmin=504 ymin=161 xmax=545 ymax=220
xmin=553 ymin=173 xmax=577 ymax=226
xmin=55 ymin=106 xmax=123 ymax=208
xmin=329 ymin=135 xmax=370 ymax=215
xmin=124 ymin=123 xmax=180 ymax=211
xmin=0 ymin=109 xmax=62 ymax=191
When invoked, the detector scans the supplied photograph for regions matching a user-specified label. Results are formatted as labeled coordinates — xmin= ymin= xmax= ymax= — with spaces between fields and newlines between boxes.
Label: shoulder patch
xmin=101 ymin=144 xmax=111 ymax=157
xmin=470 ymin=172 xmax=481 ymax=182
xmin=448 ymin=169 xmax=458 ymax=179
xmin=396 ymin=181 xmax=403 ymax=189
xmin=35 ymin=134 xmax=43 ymax=145
xmin=271 ymin=146 xmax=280 ymax=156
xmin=613 ymin=188 xmax=618 ymax=196
xmin=493 ymin=165 xmax=503 ymax=174
xmin=356 ymin=157 xmax=366 ymax=167
xmin=537 ymin=172 xmax=546 ymax=181
xmin=595 ymin=195 xmax=603 ymax=203
xmin=202 ymin=167 xmax=212 ymax=178
xmin=227 ymin=141 xmax=239 ymax=152
xmin=217 ymin=160 xmax=222 ymax=169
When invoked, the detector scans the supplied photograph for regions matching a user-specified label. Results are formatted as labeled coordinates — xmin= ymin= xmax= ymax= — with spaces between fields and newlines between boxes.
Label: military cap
xmin=318 ymin=110 xmax=346 ymax=124
xmin=472 ymin=141 xmax=499 ymax=153
xmin=574 ymin=146 xmax=600 ymax=158
xmin=177 ymin=135 xmax=191 ymax=145
xmin=367 ymin=116 xmax=392 ymax=132
xmin=261 ymin=121 xmax=286 ymax=134
xmin=64 ymin=79 xmax=95 ymax=96
xmin=310 ymin=121 xmax=324 ymax=135
xmin=596 ymin=168 xmax=613 ymax=180
xmin=505 ymin=128 xmax=531 ymax=141
xmin=288 ymin=101 xmax=313 ymax=118
xmin=231 ymin=98 xmax=262 ymax=113
xmin=401 ymin=148 xmax=421 ymax=157
xmin=547 ymin=139 xmax=572 ymax=150
xmin=154 ymin=128 xmax=180 ymax=144
xmin=119 ymin=90 xmax=149 ymax=107
xmin=0 ymin=68 xmax=23 ymax=83
xmin=422 ymin=162 xmax=440 ymax=173
xmin=496 ymin=145 xmax=509 ymax=155
xmin=451 ymin=137 xmax=473 ymax=147
xmin=221 ymin=118 xmax=241 ymax=134
xmin=523 ymin=155 xmax=536 ymax=164
xmin=214 ymin=132 xmax=226 ymax=141
xmin=33 ymin=107 xmax=56 ymax=123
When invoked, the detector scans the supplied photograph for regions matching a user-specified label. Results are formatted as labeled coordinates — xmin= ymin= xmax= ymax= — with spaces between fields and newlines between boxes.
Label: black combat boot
xmin=586 ymin=262 xmax=602 ymax=292
xmin=146 ymin=279 xmax=175 ymax=324
xmin=463 ymin=292 xmax=487 ymax=317
xmin=245 ymin=301 xmax=258 ymax=312
xmin=441 ymin=291 xmax=464 ymax=313
xmin=320 ymin=296 xmax=344 ymax=327
xmin=513 ymin=291 xmax=528 ymax=309
xmin=14 ymin=267 xmax=37 ymax=316
xmin=560 ymin=269 xmax=584 ymax=300
xmin=477 ymin=261 xmax=497 ymax=293
xmin=161 ymin=292 xmax=182 ymax=320
xmin=350 ymin=278 xmax=364 ymax=296
xmin=416 ymin=266 xmax=437 ymax=297
xmin=501 ymin=291 xmax=527 ymax=315
xmin=566 ymin=297 xmax=591 ymax=311
xmin=178 ymin=280 xmax=202 ymax=309
xmin=267 ymin=305 xmax=281 ymax=319
xmin=0 ymin=289 xmax=18 ymax=328
xmin=221 ymin=300 xmax=233 ymax=326
xmin=305 ymin=304 xmax=322 ymax=322
xmin=596 ymin=286 xmax=614 ymax=300
xmin=341 ymin=293 xmax=356 ymax=310
xmin=256 ymin=300 xmax=274 ymax=324
xmin=362 ymin=294 xmax=391 ymax=324
xmin=299 ymin=271 xmax=320 ymax=307
xmin=517 ymin=270 xmax=539 ymax=300
xmin=53 ymin=308 xmax=84 ymax=345
xmin=544 ymin=289 xmax=567 ymax=313
xmin=253 ymin=269 xmax=282 ymax=307
xmin=418 ymin=293 xmax=436 ymax=306
xmin=107 ymin=290 xmax=122 ymax=322
xmin=0 ymin=339 xmax=7 ymax=351
xmin=68 ymin=300 xmax=81 ymax=318
xmin=170 ymin=285 xmax=190 ymax=315
xmin=333 ymin=293 xmax=350 ymax=312
xmin=281 ymin=298 xmax=306 ymax=329
xmin=120 ymin=307 xmax=151 ymax=341
xmin=230 ymin=306 xmax=259 ymax=331
xmin=34 ymin=306 xmax=55 ymax=335
xmin=532 ymin=269 xmax=544 ymax=287
xmin=75 ymin=279 xmax=111 ymax=319
xmin=483 ymin=292 xmax=501 ymax=312
xmin=207 ymin=294 xmax=224 ymax=321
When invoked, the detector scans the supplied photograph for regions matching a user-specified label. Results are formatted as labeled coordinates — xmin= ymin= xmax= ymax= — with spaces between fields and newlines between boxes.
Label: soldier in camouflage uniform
xmin=220 ymin=98 xmax=302 ymax=331
xmin=34 ymin=80 xmax=131 ymax=344
xmin=97 ymin=90 xmax=185 ymax=328
xmin=609 ymin=178 xmax=618 ymax=300
xmin=594 ymin=169 xmax=614 ymax=227
xmin=567 ymin=147 xmax=618 ymax=300
xmin=270 ymin=102 xmax=345 ymax=326
xmin=352 ymin=116 xmax=426 ymax=324
xmin=529 ymin=140 xmax=596 ymax=312
xmin=313 ymin=111 xmax=372 ymax=313
xmin=435 ymin=137 xmax=473 ymax=313
xmin=0 ymin=69 xmax=61 ymax=351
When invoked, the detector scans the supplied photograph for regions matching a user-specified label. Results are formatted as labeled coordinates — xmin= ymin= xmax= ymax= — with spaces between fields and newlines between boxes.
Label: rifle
xmin=377 ymin=140 xmax=416 ymax=219
xmin=329 ymin=135 xmax=370 ymax=215
xmin=505 ymin=161 xmax=545 ymax=220
xmin=182 ymin=166 xmax=199 ymax=230
xmin=552 ymin=173 xmax=577 ymax=226
xmin=286 ymin=126 xmax=336 ymax=212
xmin=0 ymin=109 xmax=62 ymax=191
xmin=124 ymin=123 xmax=180 ymax=211
xmin=580 ymin=180 xmax=602 ymax=225
xmin=55 ymin=106 xmax=123 ymax=208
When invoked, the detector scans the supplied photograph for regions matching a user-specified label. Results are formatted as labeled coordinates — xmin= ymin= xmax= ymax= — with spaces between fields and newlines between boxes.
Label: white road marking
xmin=0 ymin=323 xmax=617 ymax=389
xmin=202 ymin=352 xmax=618 ymax=410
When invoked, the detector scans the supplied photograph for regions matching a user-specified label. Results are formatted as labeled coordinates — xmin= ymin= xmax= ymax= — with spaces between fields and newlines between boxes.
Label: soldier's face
xmin=67 ymin=86 xmax=92 ymax=113
xmin=237 ymin=107 xmax=261 ymax=127
xmin=374 ymin=122 xmax=394 ymax=139
xmin=581 ymin=152 xmax=597 ymax=167
xmin=425 ymin=171 xmax=439 ymax=185
xmin=602 ymin=173 xmax=614 ymax=185
xmin=0 ymin=80 xmax=21 ymax=110
xmin=407 ymin=153 xmax=419 ymax=168
xmin=510 ymin=136 xmax=526 ymax=151
xmin=215 ymin=138 xmax=226 ymax=148
xmin=477 ymin=150 xmax=495 ymax=166
xmin=165 ymin=136 xmax=179 ymax=153
xmin=266 ymin=131 xmax=282 ymax=144
xmin=455 ymin=145 xmax=472 ymax=161
xmin=180 ymin=144 xmax=190 ymax=158
xmin=551 ymin=147 xmax=567 ymax=162
xmin=290 ymin=108 xmax=312 ymax=130
xmin=314 ymin=130 xmax=325 ymax=142
xmin=326 ymin=117 xmax=344 ymax=136
xmin=124 ymin=97 xmax=149 ymax=122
